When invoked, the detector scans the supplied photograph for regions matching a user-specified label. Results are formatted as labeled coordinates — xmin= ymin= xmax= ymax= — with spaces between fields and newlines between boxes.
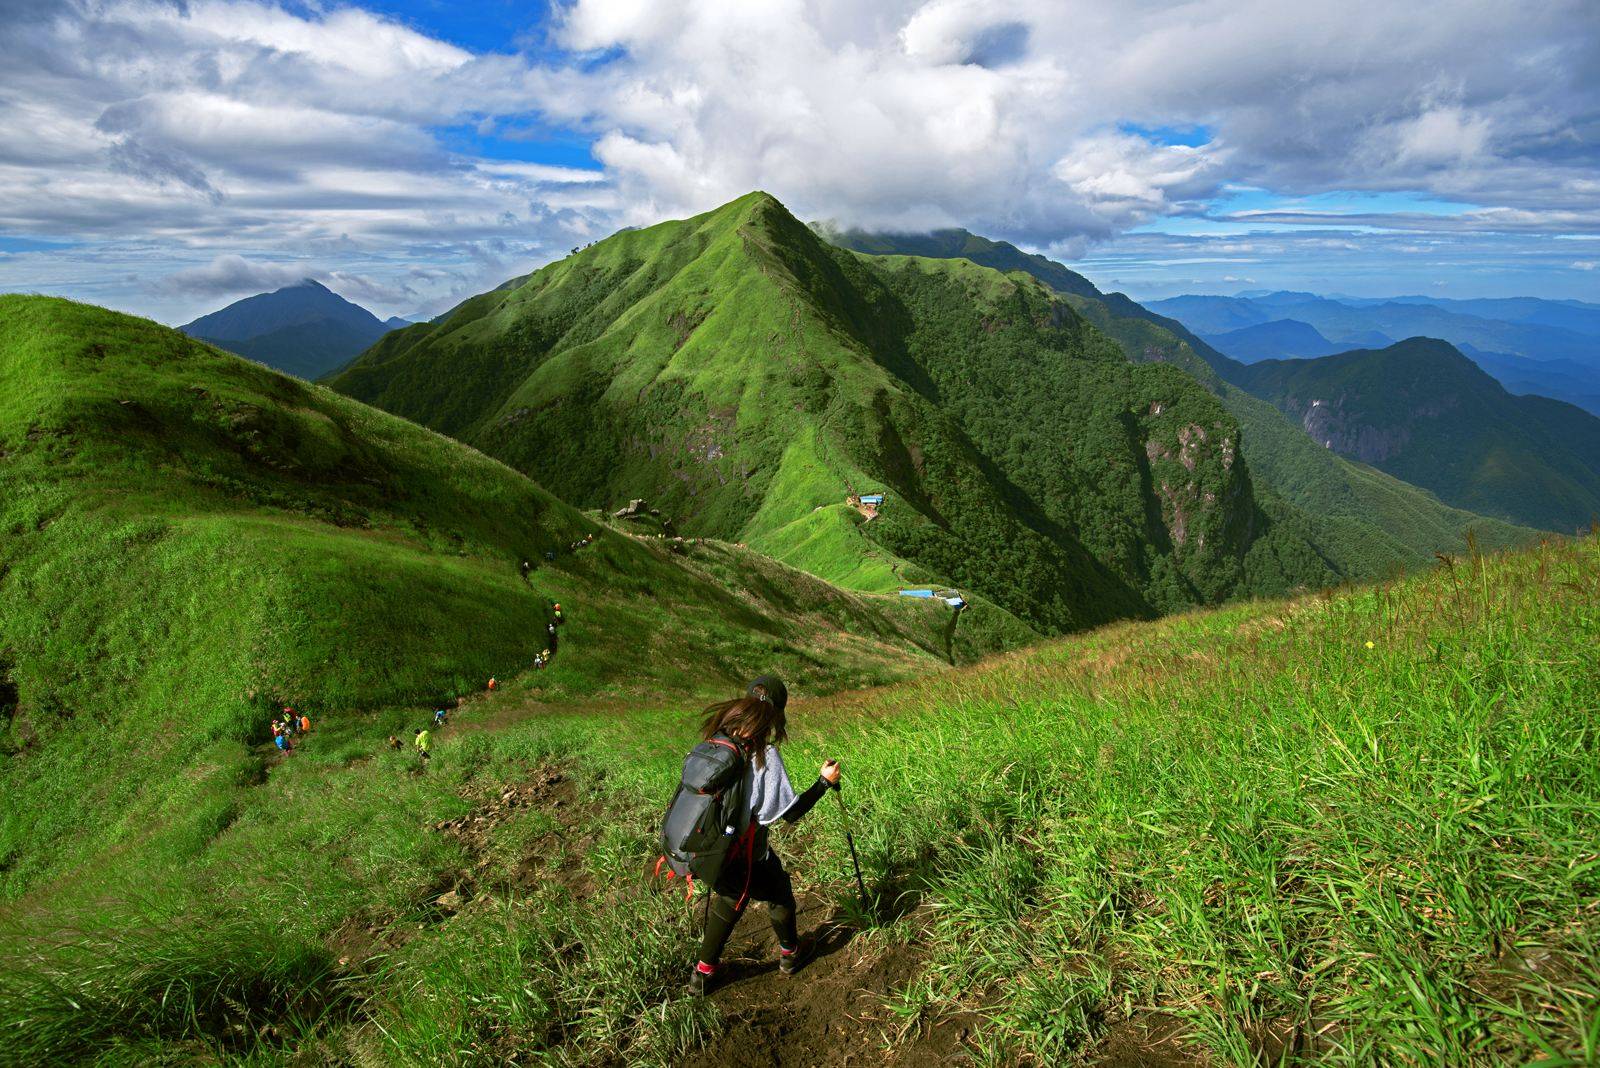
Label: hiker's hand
xmin=820 ymin=759 xmax=841 ymax=786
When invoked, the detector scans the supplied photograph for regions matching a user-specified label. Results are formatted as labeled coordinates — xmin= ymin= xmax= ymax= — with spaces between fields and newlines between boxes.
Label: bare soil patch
xmin=686 ymin=896 xmax=977 ymax=1067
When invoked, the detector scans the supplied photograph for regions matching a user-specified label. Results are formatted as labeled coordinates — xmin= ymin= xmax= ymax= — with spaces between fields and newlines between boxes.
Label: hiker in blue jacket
xmin=687 ymin=675 xmax=841 ymax=995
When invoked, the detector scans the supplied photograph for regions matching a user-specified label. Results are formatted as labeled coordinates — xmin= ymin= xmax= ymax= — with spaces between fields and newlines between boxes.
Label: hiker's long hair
xmin=701 ymin=687 xmax=787 ymax=768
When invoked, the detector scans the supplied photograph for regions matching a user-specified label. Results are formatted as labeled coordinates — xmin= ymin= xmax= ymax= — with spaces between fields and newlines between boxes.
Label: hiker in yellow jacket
xmin=414 ymin=728 xmax=432 ymax=761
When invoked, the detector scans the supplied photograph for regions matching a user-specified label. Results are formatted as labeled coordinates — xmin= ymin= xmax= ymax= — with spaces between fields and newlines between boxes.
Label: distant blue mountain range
xmin=1150 ymin=291 xmax=1600 ymax=416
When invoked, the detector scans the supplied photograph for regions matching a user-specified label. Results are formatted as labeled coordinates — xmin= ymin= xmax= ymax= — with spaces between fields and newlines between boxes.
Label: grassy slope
xmin=824 ymin=228 xmax=1536 ymax=578
xmin=1232 ymin=338 xmax=1600 ymax=532
xmin=333 ymin=193 xmax=1333 ymax=630
xmin=0 ymin=295 xmax=980 ymax=900
xmin=5 ymin=530 xmax=1593 ymax=1065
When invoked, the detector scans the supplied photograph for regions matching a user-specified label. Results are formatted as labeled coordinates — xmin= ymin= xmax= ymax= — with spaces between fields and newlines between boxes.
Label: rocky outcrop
xmin=1286 ymin=395 xmax=1438 ymax=464
xmin=612 ymin=497 xmax=679 ymax=536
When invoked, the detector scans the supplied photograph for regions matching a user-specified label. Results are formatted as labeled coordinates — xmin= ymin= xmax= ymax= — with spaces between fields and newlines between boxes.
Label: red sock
xmin=695 ymin=961 xmax=716 ymax=975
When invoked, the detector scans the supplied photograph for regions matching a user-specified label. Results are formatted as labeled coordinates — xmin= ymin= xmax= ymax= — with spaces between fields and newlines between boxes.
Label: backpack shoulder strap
xmin=717 ymin=734 xmax=758 ymax=836
xmin=707 ymin=733 xmax=751 ymax=765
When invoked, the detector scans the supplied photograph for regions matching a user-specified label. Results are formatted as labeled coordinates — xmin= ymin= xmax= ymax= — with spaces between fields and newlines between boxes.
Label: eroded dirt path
xmin=686 ymin=893 xmax=977 ymax=1067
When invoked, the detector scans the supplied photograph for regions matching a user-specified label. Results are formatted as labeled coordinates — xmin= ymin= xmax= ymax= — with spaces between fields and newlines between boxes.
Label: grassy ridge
xmin=0 ymin=296 xmax=974 ymax=902
xmin=385 ymin=533 xmax=1600 ymax=1064
xmin=4 ymin=532 xmax=1593 ymax=1064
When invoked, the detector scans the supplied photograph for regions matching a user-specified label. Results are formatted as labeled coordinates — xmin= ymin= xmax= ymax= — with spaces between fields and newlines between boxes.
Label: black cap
xmin=747 ymin=675 xmax=787 ymax=712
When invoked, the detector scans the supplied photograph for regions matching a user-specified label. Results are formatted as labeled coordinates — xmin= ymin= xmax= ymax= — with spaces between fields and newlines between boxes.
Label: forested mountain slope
xmin=1233 ymin=338 xmax=1600 ymax=531
xmin=826 ymin=227 xmax=1535 ymax=574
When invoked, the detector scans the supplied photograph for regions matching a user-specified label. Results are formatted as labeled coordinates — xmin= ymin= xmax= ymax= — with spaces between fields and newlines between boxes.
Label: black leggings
xmin=697 ymin=848 xmax=797 ymax=966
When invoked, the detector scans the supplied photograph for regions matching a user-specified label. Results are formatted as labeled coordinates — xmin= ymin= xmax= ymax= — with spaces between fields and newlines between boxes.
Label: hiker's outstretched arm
xmin=779 ymin=776 xmax=830 ymax=824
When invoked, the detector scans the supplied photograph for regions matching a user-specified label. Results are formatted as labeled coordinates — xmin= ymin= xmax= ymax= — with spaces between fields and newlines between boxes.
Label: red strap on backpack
xmin=733 ymin=821 xmax=759 ymax=911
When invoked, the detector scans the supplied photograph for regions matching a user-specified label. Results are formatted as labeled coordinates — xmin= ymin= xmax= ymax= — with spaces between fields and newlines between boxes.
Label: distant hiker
xmin=553 ymin=603 xmax=564 ymax=624
xmin=487 ymin=677 xmax=497 ymax=691
xmin=662 ymin=675 xmax=840 ymax=996
xmin=547 ymin=622 xmax=558 ymax=651
xmin=275 ymin=733 xmax=289 ymax=752
xmin=299 ymin=713 xmax=311 ymax=734
xmin=521 ymin=559 xmax=532 ymax=577
xmin=271 ymin=719 xmax=282 ymax=739
xmin=434 ymin=708 xmax=447 ymax=727
xmin=387 ymin=735 xmax=403 ymax=751
xmin=414 ymin=729 xmax=432 ymax=761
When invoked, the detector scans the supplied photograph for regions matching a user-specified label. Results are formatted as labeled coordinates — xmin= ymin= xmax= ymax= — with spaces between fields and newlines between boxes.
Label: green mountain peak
xmin=330 ymin=191 xmax=1344 ymax=631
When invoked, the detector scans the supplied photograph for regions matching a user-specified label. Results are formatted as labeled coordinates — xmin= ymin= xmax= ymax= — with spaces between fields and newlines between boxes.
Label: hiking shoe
xmin=778 ymin=939 xmax=813 ymax=976
xmin=685 ymin=964 xmax=715 ymax=996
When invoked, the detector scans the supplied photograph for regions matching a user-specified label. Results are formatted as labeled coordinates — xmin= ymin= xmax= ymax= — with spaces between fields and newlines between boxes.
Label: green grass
xmin=2 ymin=290 xmax=1593 ymax=1065
xmin=0 ymin=295 xmax=969 ymax=902
xmin=4 ymin=530 xmax=1593 ymax=1064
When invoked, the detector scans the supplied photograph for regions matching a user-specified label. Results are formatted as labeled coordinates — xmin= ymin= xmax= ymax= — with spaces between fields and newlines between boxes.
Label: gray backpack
xmin=656 ymin=734 xmax=753 ymax=888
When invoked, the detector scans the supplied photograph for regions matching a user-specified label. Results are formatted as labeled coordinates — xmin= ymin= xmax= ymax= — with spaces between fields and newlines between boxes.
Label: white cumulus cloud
xmin=0 ymin=0 xmax=1597 ymax=317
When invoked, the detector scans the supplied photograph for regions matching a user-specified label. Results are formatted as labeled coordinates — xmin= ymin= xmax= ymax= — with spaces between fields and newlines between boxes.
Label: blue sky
xmin=0 ymin=0 xmax=1596 ymax=323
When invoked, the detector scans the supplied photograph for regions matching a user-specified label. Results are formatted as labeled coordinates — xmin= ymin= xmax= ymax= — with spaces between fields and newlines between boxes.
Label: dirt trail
xmin=686 ymin=893 xmax=977 ymax=1067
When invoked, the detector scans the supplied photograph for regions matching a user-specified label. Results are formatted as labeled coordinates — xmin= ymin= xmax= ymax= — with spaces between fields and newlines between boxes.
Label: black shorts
xmin=713 ymin=843 xmax=794 ymax=910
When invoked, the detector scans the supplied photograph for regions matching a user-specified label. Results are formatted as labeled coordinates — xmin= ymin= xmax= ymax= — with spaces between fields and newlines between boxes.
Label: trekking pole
xmin=831 ymin=783 xmax=869 ymax=910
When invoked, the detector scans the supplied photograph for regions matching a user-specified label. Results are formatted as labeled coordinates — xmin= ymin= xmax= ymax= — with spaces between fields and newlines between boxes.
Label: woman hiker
xmin=687 ymin=675 xmax=841 ymax=996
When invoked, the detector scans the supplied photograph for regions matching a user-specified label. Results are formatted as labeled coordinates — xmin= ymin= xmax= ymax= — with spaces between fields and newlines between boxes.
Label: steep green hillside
xmin=1234 ymin=338 xmax=1600 ymax=531
xmin=4 ymin=525 xmax=1593 ymax=1065
xmin=0 ymin=295 xmax=990 ymax=898
xmin=827 ymin=228 xmax=1536 ymax=575
xmin=333 ymin=193 xmax=1334 ymax=628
